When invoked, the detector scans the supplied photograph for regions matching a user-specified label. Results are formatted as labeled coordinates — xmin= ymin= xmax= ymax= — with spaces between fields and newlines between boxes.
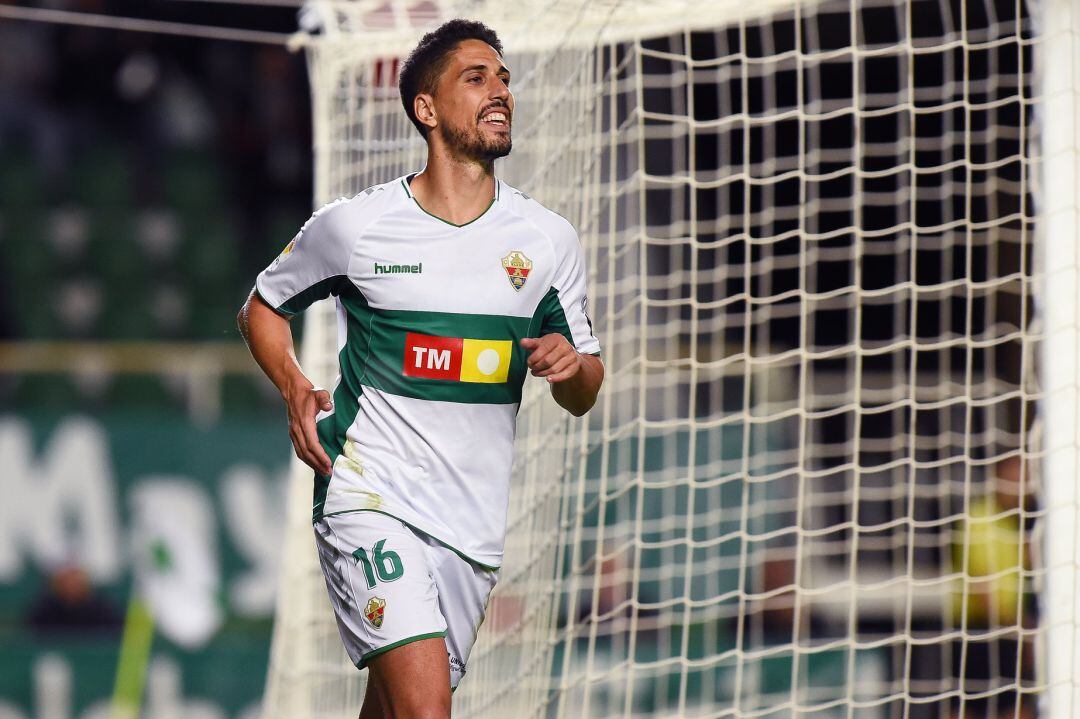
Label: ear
xmin=414 ymin=93 xmax=438 ymax=132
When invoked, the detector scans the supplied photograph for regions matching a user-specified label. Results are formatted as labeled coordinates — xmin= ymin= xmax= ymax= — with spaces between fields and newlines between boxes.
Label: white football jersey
xmin=256 ymin=175 xmax=600 ymax=568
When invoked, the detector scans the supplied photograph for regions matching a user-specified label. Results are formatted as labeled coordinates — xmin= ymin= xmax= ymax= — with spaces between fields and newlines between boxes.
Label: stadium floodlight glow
xmin=262 ymin=0 xmax=1078 ymax=716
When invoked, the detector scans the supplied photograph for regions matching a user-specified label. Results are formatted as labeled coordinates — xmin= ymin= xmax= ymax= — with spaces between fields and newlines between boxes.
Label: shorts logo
xmin=403 ymin=332 xmax=512 ymax=384
xmin=365 ymin=597 xmax=386 ymax=629
xmin=502 ymin=251 xmax=533 ymax=291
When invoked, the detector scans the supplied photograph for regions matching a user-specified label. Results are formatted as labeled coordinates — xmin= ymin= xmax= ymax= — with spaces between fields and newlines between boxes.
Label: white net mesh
xmin=262 ymin=0 xmax=1080 ymax=716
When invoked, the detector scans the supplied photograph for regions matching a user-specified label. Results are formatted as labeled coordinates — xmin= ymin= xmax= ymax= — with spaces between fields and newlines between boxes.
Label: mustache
xmin=477 ymin=102 xmax=511 ymax=121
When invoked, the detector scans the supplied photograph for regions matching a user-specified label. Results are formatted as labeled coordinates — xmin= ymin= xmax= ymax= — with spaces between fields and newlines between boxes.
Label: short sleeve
xmin=539 ymin=225 xmax=601 ymax=356
xmin=255 ymin=199 xmax=355 ymax=316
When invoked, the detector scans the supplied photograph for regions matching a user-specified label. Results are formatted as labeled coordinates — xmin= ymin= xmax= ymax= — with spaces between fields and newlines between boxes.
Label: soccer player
xmin=237 ymin=18 xmax=604 ymax=719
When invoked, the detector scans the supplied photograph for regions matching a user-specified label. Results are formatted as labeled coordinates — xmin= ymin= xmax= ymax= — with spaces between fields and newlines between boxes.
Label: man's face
xmin=430 ymin=39 xmax=514 ymax=162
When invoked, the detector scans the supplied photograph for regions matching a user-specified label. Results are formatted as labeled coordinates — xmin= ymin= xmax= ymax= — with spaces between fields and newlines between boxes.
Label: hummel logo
xmin=374 ymin=262 xmax=423 ymax=274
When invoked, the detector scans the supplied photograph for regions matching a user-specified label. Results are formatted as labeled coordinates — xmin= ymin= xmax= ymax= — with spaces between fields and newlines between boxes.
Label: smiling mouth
xmin=480 ymin=108 xmax=510 ymax=129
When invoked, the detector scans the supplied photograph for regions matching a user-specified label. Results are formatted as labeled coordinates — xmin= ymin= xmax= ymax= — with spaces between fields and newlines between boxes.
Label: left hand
xmin=520 ymin=334 xmax=582 ymax=383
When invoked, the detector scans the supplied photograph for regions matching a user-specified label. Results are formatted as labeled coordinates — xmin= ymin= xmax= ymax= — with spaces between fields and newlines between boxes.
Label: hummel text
xmin=374 ymin=262 xmax=423 ymax=274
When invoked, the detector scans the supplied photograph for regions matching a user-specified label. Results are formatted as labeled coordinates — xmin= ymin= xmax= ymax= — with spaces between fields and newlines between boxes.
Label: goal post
xmin=1038 ymin=0 xmax=1080 ymax=716
xmin=262 ymin=0 xmax=1080 ymax=716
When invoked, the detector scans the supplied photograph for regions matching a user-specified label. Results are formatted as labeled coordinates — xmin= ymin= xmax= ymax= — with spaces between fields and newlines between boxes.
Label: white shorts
xmin=314 ymin=511 xmax=499 ymax=689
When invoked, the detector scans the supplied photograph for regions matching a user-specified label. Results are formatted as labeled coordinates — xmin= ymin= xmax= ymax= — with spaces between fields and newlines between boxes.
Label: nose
xmin=490 ymin=77 xmax=510 ymax=103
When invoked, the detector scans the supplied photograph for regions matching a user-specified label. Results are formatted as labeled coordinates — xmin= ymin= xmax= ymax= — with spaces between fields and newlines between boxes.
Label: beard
xmin=441 ymin=115 xmax=512 ymax=163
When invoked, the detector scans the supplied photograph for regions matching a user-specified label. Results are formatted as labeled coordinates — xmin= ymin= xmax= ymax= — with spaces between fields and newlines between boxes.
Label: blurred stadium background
xmin=0 ymin=1 xmax=303 ymax=717
xmin=2 ymin=0 xmax=1079 ymax=718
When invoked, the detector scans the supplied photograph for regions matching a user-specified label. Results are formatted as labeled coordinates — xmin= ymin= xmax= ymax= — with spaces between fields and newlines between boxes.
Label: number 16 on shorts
xmin=352 ymin=539 xmax=404 ymax=588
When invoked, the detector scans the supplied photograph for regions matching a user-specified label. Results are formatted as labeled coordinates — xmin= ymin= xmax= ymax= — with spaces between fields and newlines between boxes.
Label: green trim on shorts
xmin=319 ymin=508 xmax=501 ymax=572
xmin=357 ymin=631 xmax=447 ymax=669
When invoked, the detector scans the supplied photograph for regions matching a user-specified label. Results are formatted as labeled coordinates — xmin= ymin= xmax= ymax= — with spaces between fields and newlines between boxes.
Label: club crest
xmin=502 ymin=251 xmax=533 ymax=291
xmin=364 ymin=596 xmax=386 ymax=629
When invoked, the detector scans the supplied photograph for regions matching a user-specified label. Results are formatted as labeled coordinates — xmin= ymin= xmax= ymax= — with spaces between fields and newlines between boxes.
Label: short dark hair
xmin=398 ymin=19 xmax=503 ymax=138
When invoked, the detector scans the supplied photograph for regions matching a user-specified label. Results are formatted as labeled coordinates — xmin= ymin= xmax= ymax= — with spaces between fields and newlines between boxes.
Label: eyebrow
xmin=460 ymin=63 xmax=511 ymax=78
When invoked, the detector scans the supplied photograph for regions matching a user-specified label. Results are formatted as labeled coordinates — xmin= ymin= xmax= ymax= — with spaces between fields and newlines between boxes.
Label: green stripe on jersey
xmin=535 ymin=286 xmax=574 ymax=347
xmin=313 ymin=283 xmax=368 ymax=516
xmin=310 ymin=282 xmax=571 ymax=517
xmin=277 ymin=275 xmax=352 ymax=316
xmin=341 ymin=295 xmax=535 ymax=405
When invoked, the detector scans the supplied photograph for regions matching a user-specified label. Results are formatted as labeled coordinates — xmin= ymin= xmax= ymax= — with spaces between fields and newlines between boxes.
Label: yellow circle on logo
xmin=476 ymin=348 xmax=501 ymax=376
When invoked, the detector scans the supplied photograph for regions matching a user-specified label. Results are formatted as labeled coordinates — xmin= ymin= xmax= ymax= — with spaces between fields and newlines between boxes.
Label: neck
xmin=409 ymin=141 xmax=496 ymax=225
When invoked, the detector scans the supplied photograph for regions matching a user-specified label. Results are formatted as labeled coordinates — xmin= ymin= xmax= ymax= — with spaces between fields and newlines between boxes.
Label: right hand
xmin=284 ymin=381 xmax=334 ymax=475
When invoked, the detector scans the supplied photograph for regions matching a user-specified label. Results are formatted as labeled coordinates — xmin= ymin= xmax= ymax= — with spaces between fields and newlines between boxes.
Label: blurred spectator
xmin=950 ymin=456 xmax=1037 ymax=719
xmin=0 ymin=11 xmax=67 ymax=180
xmin=759 ymin=555 xmax=798 ymax=642
xmin=26 ymin=563 xmax=122 ymax=635
xmin=0 ymin=0 xmax=312 ymax=345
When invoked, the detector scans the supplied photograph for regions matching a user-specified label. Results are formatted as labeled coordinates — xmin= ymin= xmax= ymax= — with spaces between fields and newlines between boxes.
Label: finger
xmin=289 ymin=426 xmax=311 ymax=466
xmin=299 ymin=445 xmax=330 ymax=475
xmin=534 ymin=352 xmax=577 ymax=377
xmin=533 ymin=342 xmax=574 ymax=370
xmin=306 ymin=450 xmax=331 ymax=475
xmin=531 ymin=334 xmax=572 ymax=366
xmin=519 ymin=337 xmax=541 ymax=351
xmin=526 ymin=341 xmax=556 ymax=368
xmin=300 ymin=416 xmax=331 ymax=474
xmin=546 ymin=361 xmax=582 ymax=383
xmin=314 ymin=388 xmax=333 ymax=412
xmin=526 ymin=351 xmax=550 ymax=368
xmin=290 ymin=423 xmax=313 ymax=462
xmin=528 ymin=353 xmax=550 ymax=372
xmin=534 ymin=351 xmax=577 ymax=377
xmin=290 ymin=434 xmax=304 ymax=463
xmin=316 ymin=448 xmax=333 ymax=475
xmin=292 ymin=411 xmax=329 ymax=475
xmin=530 ymin=357 xmax=557 ymax=374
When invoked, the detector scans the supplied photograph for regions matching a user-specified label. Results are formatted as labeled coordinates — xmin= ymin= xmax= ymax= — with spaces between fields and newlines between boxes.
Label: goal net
xmin=263 ymin=0 xmax=1080 ymax=716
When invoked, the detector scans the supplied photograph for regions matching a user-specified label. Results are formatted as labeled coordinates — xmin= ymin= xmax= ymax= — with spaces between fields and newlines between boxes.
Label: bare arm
xmin=237 ymin=289 xmax=333 ymax=475
xmin=520 ymin=334 xmax=604 ymax=417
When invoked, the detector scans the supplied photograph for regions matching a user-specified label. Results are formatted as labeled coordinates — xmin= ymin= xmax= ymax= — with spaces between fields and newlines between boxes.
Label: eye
xmin=468 ymin=75 xmax=483 ymax=84
xmin=501 ymin=77 xmax=510 ymax=86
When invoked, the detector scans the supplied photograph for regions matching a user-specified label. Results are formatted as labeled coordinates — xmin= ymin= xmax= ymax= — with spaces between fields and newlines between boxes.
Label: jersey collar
xmin=401 ymin=173 xmax=501 ymax=228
